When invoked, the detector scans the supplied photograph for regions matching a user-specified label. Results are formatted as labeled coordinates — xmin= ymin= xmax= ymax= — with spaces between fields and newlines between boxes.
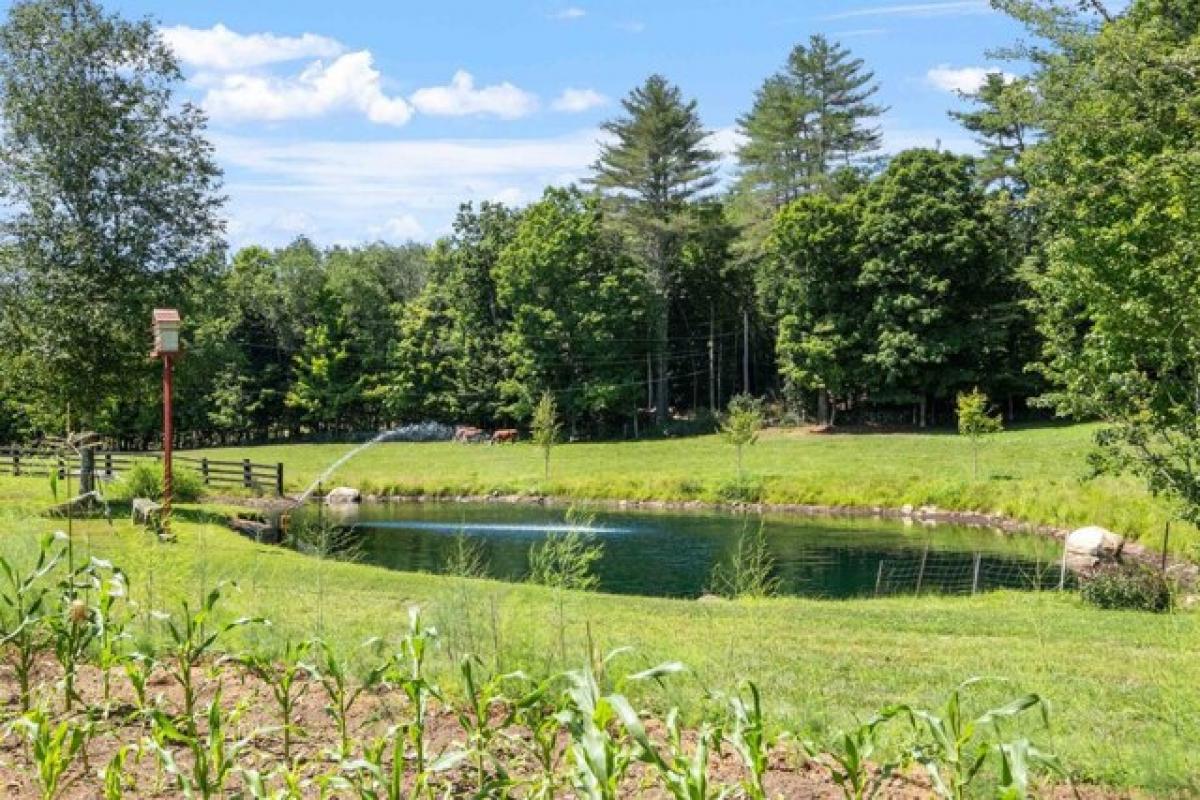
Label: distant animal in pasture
xmin=454 ymin=426 xmax=484 ymax=444
xmin=491 ymin=429 xmax=519 ymax=445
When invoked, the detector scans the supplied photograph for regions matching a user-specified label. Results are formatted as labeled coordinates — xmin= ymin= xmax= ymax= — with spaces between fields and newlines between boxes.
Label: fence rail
xmin=0 ymin=446 xmax=285 ymax=496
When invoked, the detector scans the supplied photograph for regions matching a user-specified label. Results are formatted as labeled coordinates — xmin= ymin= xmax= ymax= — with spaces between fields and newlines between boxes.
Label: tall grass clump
xmin=709 ymin=520 xmax=779 ymax=599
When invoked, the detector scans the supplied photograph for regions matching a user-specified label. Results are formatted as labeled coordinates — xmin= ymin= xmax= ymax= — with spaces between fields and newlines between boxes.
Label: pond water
xmin=288 ymin=502 xmax=1070 ymax=599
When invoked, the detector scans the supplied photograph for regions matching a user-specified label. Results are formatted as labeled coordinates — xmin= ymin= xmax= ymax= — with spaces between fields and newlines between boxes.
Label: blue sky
xmin=46 ymin=0 xmax=1031 ymax=248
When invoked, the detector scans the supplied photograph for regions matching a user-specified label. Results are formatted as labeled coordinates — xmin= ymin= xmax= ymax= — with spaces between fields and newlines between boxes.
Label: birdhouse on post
xmin=152 ymin=308 xmax=182 ymax=356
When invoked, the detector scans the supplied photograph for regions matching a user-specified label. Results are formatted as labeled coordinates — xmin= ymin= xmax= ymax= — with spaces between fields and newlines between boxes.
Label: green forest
xmin=0 ymin=0 xmax=1196 ymax=481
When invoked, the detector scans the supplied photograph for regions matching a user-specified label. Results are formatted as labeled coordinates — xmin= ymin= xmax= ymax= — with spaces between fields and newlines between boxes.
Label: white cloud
xmin=618 ymin=20 xmax=646 ymax=33
xmin=552 ymin=88 xmax=608 ymax=113
xmin=372 ymin=214 xmax=426 ymax=241
xmin=927 ymin=65 xmax=1014 ymax=94
xmin=551 ymin=7 xmax=586 ymax=20
xmin=202 ymin=51 xmax=412 ymax=126
xmin=823 ymin=1 xmax=990 ymax=20
xmin=409 ymin=71 xmax=539 ymax=119
xmin=161 ymin=24 xmax=343 ymax=70
xmin=213 ymin=130 xmax=601 ymax=246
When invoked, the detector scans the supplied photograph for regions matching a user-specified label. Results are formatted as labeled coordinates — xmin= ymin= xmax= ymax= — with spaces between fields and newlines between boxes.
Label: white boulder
xmin=325 ymin=486 xmax=362 ymax=505
xmin=1065 ymin=525 xmax=1124 ymax=568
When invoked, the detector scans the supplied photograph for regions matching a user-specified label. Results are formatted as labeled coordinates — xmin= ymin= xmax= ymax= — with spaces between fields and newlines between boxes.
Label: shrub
xmin=108 ymin=461 xmax=203 ymax=503
xmin=714 ymin=475 xmax=764 ymax=504
xmin=1080 ymin=563 xmax=1173 ymax=612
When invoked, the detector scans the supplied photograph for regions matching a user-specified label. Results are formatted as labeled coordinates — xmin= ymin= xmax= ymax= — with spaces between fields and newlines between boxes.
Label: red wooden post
xmin=162 ymin=353 xmax=174 ymax=535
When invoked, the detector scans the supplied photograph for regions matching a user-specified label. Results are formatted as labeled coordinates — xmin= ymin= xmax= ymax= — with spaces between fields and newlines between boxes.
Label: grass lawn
xmin=189 ymin=422 xmax=1195 ymax=555
xmin=0 ymin=497 xmax=1196 ymax=795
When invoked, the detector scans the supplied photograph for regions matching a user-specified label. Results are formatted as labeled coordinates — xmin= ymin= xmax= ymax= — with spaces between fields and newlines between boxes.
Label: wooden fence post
xmin=12 ymin=449 xmax=19 ymax=477
xmin=242 ymin=458 xmax=252 ymax=489
xmin=275 ymin=463 xmax=284 ymax=497
xmin=201 ymin=457 xmax=210 ymax=486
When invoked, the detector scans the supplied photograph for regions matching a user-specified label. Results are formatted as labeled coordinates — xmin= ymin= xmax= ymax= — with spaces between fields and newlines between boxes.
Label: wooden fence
xmin=0 ymin=446 xmax=285 ymax=496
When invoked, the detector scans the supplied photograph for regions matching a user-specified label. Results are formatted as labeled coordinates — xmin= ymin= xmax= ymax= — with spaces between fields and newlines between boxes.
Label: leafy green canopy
xmin=1016 ymin=0 xmax=1200 ymax=523
xmin=0 ymin=0 xmax=224 ymax=435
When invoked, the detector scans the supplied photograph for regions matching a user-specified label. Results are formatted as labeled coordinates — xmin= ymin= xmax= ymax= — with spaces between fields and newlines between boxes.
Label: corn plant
xmin=452 ymin=654 xmax=518 ymax=794
xmin=391 ymin=607 xmax=441 ymax=787
xmin=557 ymin=651 xmax=639 ymax=800
xmin=89 ymin=560 xmax=130 ymax=705
xmin=159 ymin=585 xmax=266 ymax=737
xmin=805 ymin=709 xmax=905 ymax=800
xmin=48 ymin=592 xmax=95 ymax=711
xmin=310 ymin=636 xmax=392 ymax=760
xmin=612 ymin=698 xmax=722 ymax=800
xmin=0 ymin=533 xmax=65 ymax=710
xmin=237 ymin=639 xmax=312 ymax=763
xmin=903 ymin=679 xmax=1059 ymax=800
xmin=239 ymin=764 xmax=321 ymax=799
xmin=121 ymin=650 xmax=158 ymax=715
xmin=101 ymin=744 xmax=133 ymax=800
xmin=9 ymin=707 xmax=91 ymax=800
xmin=508 ymin=673 xmax=565 ymax=800
xmin=146 ymin=685 xmax=251 ymax=798
xmin=342 ymin=726 xmax=408 ymax=800
xmin=725 ymin=680 xmax=775 ymax=800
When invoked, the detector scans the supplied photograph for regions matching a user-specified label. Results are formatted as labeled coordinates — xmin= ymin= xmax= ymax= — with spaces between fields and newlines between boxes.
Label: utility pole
xmin=742 ymin=309 xmax=751 ymax=395
xmin=708 ymin=304 xmax=716 ymax=412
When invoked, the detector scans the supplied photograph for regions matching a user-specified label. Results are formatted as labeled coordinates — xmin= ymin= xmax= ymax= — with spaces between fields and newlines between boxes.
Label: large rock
xmin=1065 ymin=526 xmax=1124 ymax=570
xmin=325 ymin=486 xmax=362 ymax=505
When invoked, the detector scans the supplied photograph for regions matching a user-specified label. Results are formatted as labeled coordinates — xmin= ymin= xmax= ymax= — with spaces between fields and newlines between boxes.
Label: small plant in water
xmin=709 ymin=520 xmax=779 ymax=599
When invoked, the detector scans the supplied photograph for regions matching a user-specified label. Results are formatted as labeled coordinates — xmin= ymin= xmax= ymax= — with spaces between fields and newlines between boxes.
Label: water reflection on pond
xmin=288 ymin=502 xmax=1069 ymax=599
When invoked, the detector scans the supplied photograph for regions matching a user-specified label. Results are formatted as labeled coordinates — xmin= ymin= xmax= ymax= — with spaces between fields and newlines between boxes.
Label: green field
xmin=3 ymin=423 xmax=1198 ymax=794
xmin=0 ymin=503 xmax=1196 ymax=794
xmin=190 ymin=423 xmax=1194 ymax=555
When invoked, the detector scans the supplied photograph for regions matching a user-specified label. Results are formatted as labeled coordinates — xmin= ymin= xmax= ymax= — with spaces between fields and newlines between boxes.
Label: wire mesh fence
xmin=873 ymin=549 xmax=1074 ymax=596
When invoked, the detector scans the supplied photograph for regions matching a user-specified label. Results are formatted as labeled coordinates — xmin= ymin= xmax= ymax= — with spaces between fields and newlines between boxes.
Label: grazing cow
xmin=454 ymin=425 xmax=484 ymax=443
xmin=491 ymin=428 xmax=519 ymax=445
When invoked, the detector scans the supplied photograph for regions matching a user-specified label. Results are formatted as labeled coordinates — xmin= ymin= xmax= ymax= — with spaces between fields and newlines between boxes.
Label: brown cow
xmin=491 ymin=428 xmax=519 ymax=445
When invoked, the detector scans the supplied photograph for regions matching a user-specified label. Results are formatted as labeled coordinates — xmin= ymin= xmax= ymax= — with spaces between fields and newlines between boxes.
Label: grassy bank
xmin=0 ymin=505 xmax=1196 ymax=794
xmin=190 ymin=423 xmax=1194 ymax=555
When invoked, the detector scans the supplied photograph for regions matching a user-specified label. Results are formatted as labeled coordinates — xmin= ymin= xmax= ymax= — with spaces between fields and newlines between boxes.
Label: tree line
xmin=0 ymin=0 xmax=1195 ymax=482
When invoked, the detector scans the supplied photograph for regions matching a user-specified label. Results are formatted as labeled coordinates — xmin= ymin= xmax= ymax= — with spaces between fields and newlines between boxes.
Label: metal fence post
xmin=916 ymin=543 xmax=929 ymax=594
xmin=1058 ymin=546 xmax=1068 ymax=591
xmin=971 ymin=553 xmax=982 ymax=595
xmin=874 ymin=561 xmax=884 ymax=596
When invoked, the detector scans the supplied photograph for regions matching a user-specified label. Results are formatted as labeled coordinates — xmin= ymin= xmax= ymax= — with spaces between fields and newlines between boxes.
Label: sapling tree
xmin=956 ymin=388 xmax=1002 ymax=480
xmin=721 ymin=395 xmax=763 ymax=479
xmin=530 ymin=390 xmax=561 ymax=480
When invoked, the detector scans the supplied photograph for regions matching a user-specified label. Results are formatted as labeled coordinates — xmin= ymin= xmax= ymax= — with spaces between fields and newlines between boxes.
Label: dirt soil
xmin=0 ymin=657 xmax=1125 ymax=798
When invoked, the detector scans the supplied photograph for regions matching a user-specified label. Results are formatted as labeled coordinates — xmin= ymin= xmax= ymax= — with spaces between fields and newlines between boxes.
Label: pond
xmin=288 ymin=502 xmax=1070 ymax=599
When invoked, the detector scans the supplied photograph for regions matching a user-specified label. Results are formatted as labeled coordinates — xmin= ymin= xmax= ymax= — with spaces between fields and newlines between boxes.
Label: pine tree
xmin=950 ymin=73 xmax=1037 ymax=194
xmin=590 ymin=74 xmax=719 ymax=424
xmin=735 ymin=34 xmax=884 ymax=233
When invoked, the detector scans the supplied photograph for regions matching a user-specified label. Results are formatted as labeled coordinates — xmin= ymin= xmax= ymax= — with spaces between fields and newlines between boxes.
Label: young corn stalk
xmin=237 ymin=639 xmax=313 ymax=764
xmin=89 ymin=561 xmax=130 ymax=707
xmin=0 ymin=533 xmax=66 ymax=710
xmin=49 ymin=564 xmax=100 ymax=712
xmin=121 ymin=650 xmax=158 ymax=717
xmin=9 ymin=707 xmax=91 ymax=800
xmin=805 ymin=709 xmax=905 ymax=800
xmin=391 ymin=607 xmax=441 ymax=792
xmin=613 ymin=699 xmax=722 ymax=800
xmin=452 ymin=654 xmax=517 ymax=794
xmin=903 ymin=679 xmax=1063 ymax=800
xmin=509 ymin=673 xmax=566 ymax=800
xmin=726 ymin=681 xmax=775 ymax=800
xmin=101 ymin=744 xmax=133 ymax=800
xmin=159 ymin=585 xmax=266 ymax=740
xmin=146 ymin=685 xmax=253 ymax=798
xmin=310 ymin=637 xmax=392 ymax=761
